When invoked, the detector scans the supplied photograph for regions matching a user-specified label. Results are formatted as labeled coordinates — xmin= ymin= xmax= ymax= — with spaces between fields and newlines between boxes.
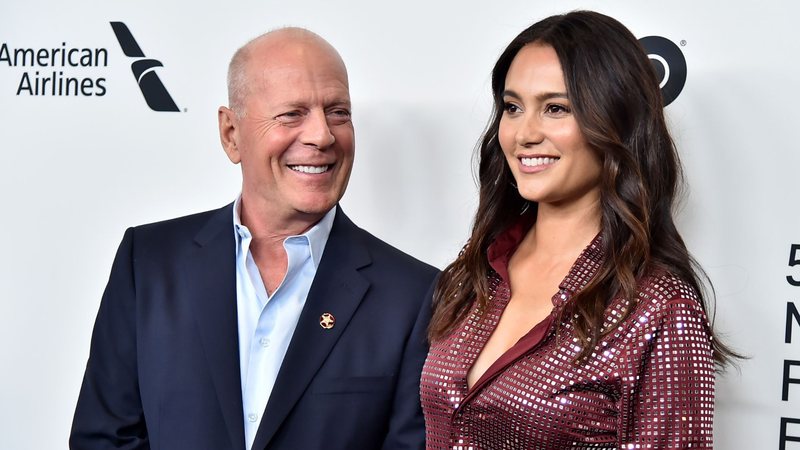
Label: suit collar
xmin=195 ymin=202 xmax=235 ymax=247
xmin=191 ymin=203 xmax=247 ymax=450
xmin=191 ymin=205 xmax=373 ymax=450
xmin=252 ymin=207 xmax=372 ymax=449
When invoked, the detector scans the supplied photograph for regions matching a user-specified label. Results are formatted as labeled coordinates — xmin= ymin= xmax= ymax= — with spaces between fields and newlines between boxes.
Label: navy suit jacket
xmin=70 ymin=204 xmax=439 ymax=450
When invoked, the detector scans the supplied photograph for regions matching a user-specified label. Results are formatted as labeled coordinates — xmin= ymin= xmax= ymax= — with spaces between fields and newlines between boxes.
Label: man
xmin=70 ymin=28 xmax=438 ymax=450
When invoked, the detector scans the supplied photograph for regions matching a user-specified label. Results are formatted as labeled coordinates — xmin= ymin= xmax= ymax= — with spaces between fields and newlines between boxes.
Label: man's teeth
xmin=290 ymin=165 xmax=329 ymax=174
xmin=521 ymin=157 xmax=558 ymax=167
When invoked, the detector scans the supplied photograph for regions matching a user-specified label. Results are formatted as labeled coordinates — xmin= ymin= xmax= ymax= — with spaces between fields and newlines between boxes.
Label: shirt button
xmin=248 ymin=413 xmax=258 ymax=422
xmin=259 ymin=337 xmax=271 ymax=348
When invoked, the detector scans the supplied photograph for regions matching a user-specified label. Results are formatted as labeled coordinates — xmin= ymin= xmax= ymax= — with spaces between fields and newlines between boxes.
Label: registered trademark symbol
xmin=680 ymin=40 xmax=687 ymax=46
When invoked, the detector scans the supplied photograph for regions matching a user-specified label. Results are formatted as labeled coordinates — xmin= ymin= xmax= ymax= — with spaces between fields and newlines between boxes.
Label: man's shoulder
xmin=132 ymin=204 xmax=231 ymax=234
xmin=342 ymin=218 xmax=438 ymax=279
xmin=123 ymin=204 xmax=232 ymax=252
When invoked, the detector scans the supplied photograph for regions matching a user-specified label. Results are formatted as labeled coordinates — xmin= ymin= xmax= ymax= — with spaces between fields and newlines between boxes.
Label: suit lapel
xmin=190 ymin=204 xmax=246 ymax=450
xmin=251 ymin=209 xmax=371 ymax=450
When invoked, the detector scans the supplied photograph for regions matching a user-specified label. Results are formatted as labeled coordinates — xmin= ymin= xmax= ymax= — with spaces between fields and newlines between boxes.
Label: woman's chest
xmin=421 ymin=304 xmax=628 ymax=448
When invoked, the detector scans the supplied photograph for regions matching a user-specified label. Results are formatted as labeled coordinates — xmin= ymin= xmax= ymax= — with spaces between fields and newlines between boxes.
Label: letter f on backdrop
xmin=110 ymin=22 xmax=180 ymax=112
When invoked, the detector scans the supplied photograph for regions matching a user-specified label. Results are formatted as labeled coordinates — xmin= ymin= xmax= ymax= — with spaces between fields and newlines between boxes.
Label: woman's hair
xmin=429 ymin=10 xmax=738 ymax=367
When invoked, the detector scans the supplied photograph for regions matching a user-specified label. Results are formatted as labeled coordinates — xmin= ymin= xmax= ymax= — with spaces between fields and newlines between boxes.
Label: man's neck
xmin=239 ymin=198 xmax=326 ymax=245
xmin=238 ymin=195 xmax=330 ymax=295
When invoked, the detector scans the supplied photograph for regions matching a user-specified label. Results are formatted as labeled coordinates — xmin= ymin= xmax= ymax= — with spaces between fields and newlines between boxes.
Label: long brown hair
xmin=429 ymin=10 xmax=739 ymax=367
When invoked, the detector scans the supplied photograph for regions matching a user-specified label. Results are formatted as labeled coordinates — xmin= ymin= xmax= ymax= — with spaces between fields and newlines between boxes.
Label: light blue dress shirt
xmin=232 ymin=196 xmax=335 ymax=450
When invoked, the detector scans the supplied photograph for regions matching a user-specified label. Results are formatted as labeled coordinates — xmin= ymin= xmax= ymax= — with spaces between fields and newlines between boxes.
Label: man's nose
xmin=300 ymin=110 xmax=335 ymax=149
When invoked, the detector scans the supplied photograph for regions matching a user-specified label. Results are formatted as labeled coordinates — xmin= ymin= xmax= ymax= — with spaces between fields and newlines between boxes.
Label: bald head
xmin=226 ymin=28 xmax=348 ymax=117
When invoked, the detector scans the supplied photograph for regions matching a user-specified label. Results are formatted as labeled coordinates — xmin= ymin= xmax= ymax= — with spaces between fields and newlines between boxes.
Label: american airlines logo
xmin=110 ymin=22 xmax=180 ymax=112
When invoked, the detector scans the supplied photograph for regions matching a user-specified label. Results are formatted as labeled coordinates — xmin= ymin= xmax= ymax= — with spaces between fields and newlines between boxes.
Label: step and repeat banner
xmin=1 ymin=1 xmax=798 ymax=448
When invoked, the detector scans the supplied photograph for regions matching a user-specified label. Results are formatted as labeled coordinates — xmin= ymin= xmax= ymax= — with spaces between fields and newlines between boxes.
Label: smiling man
xmin=70 ymin=28 xmax=438 ymax=450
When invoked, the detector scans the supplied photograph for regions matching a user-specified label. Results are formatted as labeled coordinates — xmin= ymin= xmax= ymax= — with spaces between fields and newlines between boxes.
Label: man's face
xmin=220 ymin=39 xmax=354 ymax=223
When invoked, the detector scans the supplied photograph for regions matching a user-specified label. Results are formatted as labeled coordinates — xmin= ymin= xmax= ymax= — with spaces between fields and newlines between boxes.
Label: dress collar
xmin=485 ymin=212 xmax=605 ymax=305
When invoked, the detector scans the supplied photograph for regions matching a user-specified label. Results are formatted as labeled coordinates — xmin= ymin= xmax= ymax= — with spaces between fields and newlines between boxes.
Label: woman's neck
xmin=522 ymin=200 xmax=602 ymax=260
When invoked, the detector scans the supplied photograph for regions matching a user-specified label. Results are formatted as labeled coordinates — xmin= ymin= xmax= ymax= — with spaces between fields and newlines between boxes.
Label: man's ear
xmin=218 ymin=106 xmax=241 ymax=164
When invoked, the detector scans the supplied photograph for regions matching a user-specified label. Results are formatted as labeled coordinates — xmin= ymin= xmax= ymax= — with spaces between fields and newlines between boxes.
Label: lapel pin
xmin=319 ymin=312 xmax=335 ymax=330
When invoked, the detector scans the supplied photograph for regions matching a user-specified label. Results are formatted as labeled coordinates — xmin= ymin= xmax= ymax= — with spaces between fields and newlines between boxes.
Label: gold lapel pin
xmin=319 ymin=312 xmax=335 ymax=330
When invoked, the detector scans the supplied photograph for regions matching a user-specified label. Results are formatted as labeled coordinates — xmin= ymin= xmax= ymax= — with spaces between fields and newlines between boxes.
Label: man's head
xmin=218 ymin=28 xmax=354 ymax=225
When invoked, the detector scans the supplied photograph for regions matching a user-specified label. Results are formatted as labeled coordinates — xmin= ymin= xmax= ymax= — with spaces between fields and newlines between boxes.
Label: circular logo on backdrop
xmin=638 ymin=36 xmax=687 ymax=106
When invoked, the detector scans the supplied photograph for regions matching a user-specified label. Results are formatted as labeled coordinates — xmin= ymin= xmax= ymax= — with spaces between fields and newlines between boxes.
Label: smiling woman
xmin=498 ymin=43 xmax=602 ymax=210
xmin=421 ymin=10 xmax=739 ymax=450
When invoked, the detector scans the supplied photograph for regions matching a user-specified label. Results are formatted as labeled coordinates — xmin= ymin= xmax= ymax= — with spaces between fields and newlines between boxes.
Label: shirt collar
xmin=304 ymin=206 xmax=336 ymax=268
xmin=232 ymin=194 xmax=336 ymax=269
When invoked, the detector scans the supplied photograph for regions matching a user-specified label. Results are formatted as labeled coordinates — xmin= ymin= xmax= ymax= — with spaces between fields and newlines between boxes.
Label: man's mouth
xmin=520 ymin=157 xmax=558 ymax=167
xmin=288 ymin=165 xmax=331 ymax=174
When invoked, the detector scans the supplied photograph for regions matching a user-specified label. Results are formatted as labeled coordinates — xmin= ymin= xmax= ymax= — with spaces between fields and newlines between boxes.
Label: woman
xmin=421 ymin=11 xmax=737 ymax=449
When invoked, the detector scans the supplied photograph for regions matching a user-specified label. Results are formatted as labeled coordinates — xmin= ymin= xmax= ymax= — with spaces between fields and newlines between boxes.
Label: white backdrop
xmin=1 ymin=1 xmax=798 ymax=449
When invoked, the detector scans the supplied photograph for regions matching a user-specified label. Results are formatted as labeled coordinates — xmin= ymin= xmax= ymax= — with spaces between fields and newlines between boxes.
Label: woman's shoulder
xmin=606 ymin=269 xmax=713 ymax=367
xmin=632 ymin=269 xmax=709 ymax=323
xmin=640 ymin=269 xmax=699 ymax=299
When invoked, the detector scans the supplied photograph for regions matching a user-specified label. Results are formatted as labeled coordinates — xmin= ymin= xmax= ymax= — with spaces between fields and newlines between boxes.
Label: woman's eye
xmin=503 ymin=102 xmax=520 ymax=113
xmin=545 ymin=104 xmax=570 ymax=115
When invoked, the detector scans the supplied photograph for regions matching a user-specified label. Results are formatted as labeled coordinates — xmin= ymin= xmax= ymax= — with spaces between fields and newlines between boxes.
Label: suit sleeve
xmin=70 ymin=228 xmax=150 ymax=450
xmin=381 ymin=275 xmax=438 ymax=450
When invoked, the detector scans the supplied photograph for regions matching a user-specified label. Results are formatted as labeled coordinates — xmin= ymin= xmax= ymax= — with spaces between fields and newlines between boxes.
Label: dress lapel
xmin=190 ymin=204 xmax=246 ymax=450
xmin=251 ymin=208 xmax=371 ymax=450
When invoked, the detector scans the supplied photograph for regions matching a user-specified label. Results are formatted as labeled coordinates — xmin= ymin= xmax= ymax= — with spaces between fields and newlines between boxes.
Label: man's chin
xmin=292 ymin=199 xmax=339 ymax=217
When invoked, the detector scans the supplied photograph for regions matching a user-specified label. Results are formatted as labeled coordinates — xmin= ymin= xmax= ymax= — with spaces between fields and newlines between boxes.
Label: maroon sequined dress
xmin=421 ymin=220 xmax=715 ymax=449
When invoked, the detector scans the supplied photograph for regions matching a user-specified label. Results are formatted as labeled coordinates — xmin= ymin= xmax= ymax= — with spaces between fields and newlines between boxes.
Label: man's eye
xmin=327 ymin=109 xmax=352 ymax=124
xmin=276 ymin=111 xmax=303 ymax=123
xmin=329 ymin=109 xmax=350 ymax=117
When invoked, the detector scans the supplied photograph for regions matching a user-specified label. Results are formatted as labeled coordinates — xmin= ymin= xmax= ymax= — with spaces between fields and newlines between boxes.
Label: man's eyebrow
xmin=326 ymin=98 xmax=351 ymax=107
xmin=278 ymin=99 xmax=350 ymax=107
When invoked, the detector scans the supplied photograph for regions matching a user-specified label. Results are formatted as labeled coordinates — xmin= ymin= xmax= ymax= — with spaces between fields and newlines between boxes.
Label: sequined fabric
xmin=421 ymin=229 xmax=716 ymax=449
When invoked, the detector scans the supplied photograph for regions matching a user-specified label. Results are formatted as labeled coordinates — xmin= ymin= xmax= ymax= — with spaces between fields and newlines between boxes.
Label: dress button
xmin=259 ymin=337 xmax=271 ymax=348
xmin=248 ymin=413 xmax=258 ymax=422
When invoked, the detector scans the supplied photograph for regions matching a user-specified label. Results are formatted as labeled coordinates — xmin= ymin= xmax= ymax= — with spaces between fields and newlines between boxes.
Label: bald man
xmin=70 ymin=28 xmax=438 ymax=450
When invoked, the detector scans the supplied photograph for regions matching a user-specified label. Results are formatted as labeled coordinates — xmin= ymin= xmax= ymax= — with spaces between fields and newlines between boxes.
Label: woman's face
xmin=498 ymin=43 xmax=602 ymax=211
